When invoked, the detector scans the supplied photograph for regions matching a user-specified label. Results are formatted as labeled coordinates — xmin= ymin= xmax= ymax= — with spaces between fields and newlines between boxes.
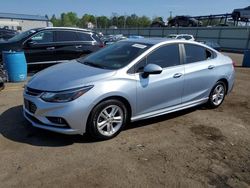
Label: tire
xmin=207 ymin=81 xmax=226 ymax=108
xmin=87 ymin=99 xmax=128 ymax=140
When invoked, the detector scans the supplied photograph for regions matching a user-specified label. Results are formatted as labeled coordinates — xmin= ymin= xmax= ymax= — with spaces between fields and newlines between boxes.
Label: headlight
xmin=40 ymin=85 xmax=93 ymax=103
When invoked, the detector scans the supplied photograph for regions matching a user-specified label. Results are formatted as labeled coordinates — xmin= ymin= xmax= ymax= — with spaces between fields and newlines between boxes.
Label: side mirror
xmin=26 ymin=40 xmax=36 ymax=47
xmin=142 ymin=64 xmax=162 ymax=78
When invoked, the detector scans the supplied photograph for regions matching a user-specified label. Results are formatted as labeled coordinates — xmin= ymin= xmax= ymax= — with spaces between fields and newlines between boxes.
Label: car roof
xmin=35 ymin=27 xmax=93 ymax=33
xmin=125 ymin=38 xmax=217 ymax=51
xmin=125 ymin=37 xmax=198 ymax=45
xmin=126 ymin=37 xmax=172 ymax=45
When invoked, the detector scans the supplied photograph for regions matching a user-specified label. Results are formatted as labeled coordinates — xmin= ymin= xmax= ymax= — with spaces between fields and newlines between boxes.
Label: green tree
xmin=126 ymin=14 xmax=139 ymax=27
xmin=138 ymin=16 xmax=151 ymax=27
xmin=78 ymin=14 xmax=96 ymax=28
xmin=50 ymin=14 xmax=61 ymax=27
xmin=117 ymin=16 xmax=126 ymax=28
xmin=61 ymin=13 xmax=72 ymax=27
xmin=67 ymin=12 xmax=78 ymax=26
xmin=153 ymin=16 xmax=164 ymax=23
xmin=97 ymin=16 xmax=109 ymax=28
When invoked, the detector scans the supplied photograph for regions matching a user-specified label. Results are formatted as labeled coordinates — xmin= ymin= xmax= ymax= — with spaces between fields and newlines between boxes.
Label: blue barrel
xmin=3 ymin=51 xmax=27 ymax=82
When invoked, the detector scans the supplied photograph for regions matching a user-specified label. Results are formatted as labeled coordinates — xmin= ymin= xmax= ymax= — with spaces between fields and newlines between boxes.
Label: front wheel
xmin=87 ymin=99 xmax=128 ymax=140
xmin=207 ymin=81 xmax=226 ymax=108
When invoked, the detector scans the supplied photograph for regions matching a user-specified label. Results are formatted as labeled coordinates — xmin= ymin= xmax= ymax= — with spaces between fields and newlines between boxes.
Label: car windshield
xmin=7 ymin=29 xmax=37 ymax=42
xmin=77 ymin=41 xmax=152 ymax=70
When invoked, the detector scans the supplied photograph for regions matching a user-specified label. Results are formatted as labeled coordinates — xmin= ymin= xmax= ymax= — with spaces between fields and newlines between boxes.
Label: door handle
xmin=75 ymin=45 xmax=82 ymax=48
xmin=208 ymin=65 xmax=215 ymax=70
xmin=46 ymin=47 xmax=55 ymax=50
xmin=173 ymin=73 xmax=183 ymax=78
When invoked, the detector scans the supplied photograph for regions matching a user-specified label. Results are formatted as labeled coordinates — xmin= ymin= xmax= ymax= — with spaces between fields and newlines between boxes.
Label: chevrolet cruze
xmin=23 ymin=38 xmax=235 ymax=140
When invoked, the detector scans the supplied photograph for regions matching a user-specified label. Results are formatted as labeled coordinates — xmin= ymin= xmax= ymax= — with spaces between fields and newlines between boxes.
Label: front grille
xmin=26 ymin=87 xmax=43 ymax=96
xmin=24 ymin=99 xmax=37 ymax=114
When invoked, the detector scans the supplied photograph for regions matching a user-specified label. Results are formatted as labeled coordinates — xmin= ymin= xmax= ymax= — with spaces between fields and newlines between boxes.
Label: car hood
xmin=28 ymin=60 xmax=116 ymax=91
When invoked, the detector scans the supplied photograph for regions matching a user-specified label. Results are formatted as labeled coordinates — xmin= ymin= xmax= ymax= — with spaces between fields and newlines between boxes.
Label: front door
xmin=54 ymin=30 xmax=82 ymax=61
xmin=135 ymin=44 xmax=184 ymax=116
xmin=23 ymin=30 xmax=56 ymax=64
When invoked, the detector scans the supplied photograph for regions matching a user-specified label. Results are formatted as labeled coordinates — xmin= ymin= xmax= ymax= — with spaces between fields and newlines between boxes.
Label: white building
xmin=0 ymin=13 xmax=52 ymax=31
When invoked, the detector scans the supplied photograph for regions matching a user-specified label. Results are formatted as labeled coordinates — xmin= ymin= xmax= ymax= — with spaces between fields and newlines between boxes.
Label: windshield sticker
xmin=132 ymin=44 xmax=147 ymax=49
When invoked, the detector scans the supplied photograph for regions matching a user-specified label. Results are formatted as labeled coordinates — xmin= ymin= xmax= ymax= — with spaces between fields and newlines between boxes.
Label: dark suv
xmin=168 ymin=16 xmax=202 ymax=27
xmin=0 ymin=27 xmax=104 ymax=65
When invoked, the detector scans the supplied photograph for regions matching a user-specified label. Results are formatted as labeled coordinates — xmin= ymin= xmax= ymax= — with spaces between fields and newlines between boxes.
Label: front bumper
xmin=23 ymin=91 xmax=94 ymax=135
xmin=23 ymin=109 xmax=81 ymax=135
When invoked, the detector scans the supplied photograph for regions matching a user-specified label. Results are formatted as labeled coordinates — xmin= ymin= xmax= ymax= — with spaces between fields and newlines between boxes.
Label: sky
xmin=2 ymin=0 xmax=250 ymax=20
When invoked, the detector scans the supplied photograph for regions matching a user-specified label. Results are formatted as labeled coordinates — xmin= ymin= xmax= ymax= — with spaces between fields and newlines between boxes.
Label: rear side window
xmin=184 ymin=44 xmax=213 ymax=64
xmin=55 ymin=31 xmax=78 ymax=42
xmin=147 ymin=44 xmax=180 ymax=68
xmin=77 ymin=32 xmax=93 ymax=41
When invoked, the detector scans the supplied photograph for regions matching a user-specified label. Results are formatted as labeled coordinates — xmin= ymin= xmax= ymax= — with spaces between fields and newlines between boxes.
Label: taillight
xmin=99 ymin=43 xmax=104 ymax=48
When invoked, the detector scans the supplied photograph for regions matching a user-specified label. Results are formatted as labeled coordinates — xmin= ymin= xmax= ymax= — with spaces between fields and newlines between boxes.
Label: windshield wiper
xmin=83 ymin=61 xmax=107 ymax=69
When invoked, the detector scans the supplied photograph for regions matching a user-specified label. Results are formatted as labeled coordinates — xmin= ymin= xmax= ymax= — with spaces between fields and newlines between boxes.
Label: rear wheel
xmin=87 ymin=99 xmax=128 ymax=140
xmin=208 ymin=81 xmax=226 ymax=108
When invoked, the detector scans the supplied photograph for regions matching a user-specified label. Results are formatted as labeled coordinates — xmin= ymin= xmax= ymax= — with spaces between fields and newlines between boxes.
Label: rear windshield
xmin=77 ymin=41 xmax=152 ymax=70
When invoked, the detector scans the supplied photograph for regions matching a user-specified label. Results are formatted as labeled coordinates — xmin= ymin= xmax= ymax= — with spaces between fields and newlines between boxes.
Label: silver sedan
xmin=23 ymin=38 xmax=235 ymax=140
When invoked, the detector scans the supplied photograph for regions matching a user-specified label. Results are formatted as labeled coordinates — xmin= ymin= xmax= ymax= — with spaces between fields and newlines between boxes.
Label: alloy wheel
xmin=96 ymin=105 xmax=124 ymax=136
xmin=212 ymin=84 xmax=225 ymax=106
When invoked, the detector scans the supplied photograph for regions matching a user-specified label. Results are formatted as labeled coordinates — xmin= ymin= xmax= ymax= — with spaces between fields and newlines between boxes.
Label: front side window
xmin=133 ymin=44 xmax=180 ymax=73
xmin=30 ymin=31 xmax=53 ymax=43
xmin=147 ymin=44 xmax=180 ymax=68
xmin=184 ymin=44 xmax=213 ymax=64
xmin=55 ymin=31 xmax=77 ymax=42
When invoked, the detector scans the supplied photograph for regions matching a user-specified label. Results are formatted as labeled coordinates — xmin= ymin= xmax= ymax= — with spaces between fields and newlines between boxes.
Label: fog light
xmin=47 ymin=117 xmax=67 ymax=125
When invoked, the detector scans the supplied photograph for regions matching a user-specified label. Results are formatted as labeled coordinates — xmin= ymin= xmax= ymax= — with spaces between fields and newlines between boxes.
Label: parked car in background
xmin=168 ymin=16 xmax=202 ymax=27
xmin=167 ymin=34 xmax=195 ymax=41
xmin=101 ymin=34 xmax=127 ymax=45
xmin=232 ymin=6 xmax=250 ymax=21
xmin=128 ymin=35 xmax=144 ymax=39
xmin=199 ymin=40 xmax=221 ymax=51
xmin=0 ymin=28 xmax=18 ymax=41
xmin=0 ymin=27 xmax=104 ymax=65
xmin=150 ymin=21 xmax=165 ymax=27
xmin=23 ymin=38 xmax=235 ymax=140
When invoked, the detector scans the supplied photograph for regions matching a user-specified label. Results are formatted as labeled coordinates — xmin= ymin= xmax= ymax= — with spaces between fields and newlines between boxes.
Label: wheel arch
xmin=88 ymin=95 xmax=132 ymax=124
xmin=217 ymin=78 xmax=229 ymax=94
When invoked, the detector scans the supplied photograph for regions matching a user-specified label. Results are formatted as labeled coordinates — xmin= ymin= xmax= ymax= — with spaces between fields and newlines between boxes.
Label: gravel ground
xmin=0 ymin=53 xmax=249 ymax=188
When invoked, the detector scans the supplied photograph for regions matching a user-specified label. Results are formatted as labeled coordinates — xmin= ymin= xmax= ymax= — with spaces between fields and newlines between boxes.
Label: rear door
xmin=54 ymin=30 xmax=80 ymax=61
xmin=182 ymin=43 xmax=219 ymax=103
xmin=54 ymin=30 xmax=99 ymax=61
xmin=23 ymin=30 xmax=56 ymax=64
xmin=135 ymin=44 xmax=184 ymax=116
